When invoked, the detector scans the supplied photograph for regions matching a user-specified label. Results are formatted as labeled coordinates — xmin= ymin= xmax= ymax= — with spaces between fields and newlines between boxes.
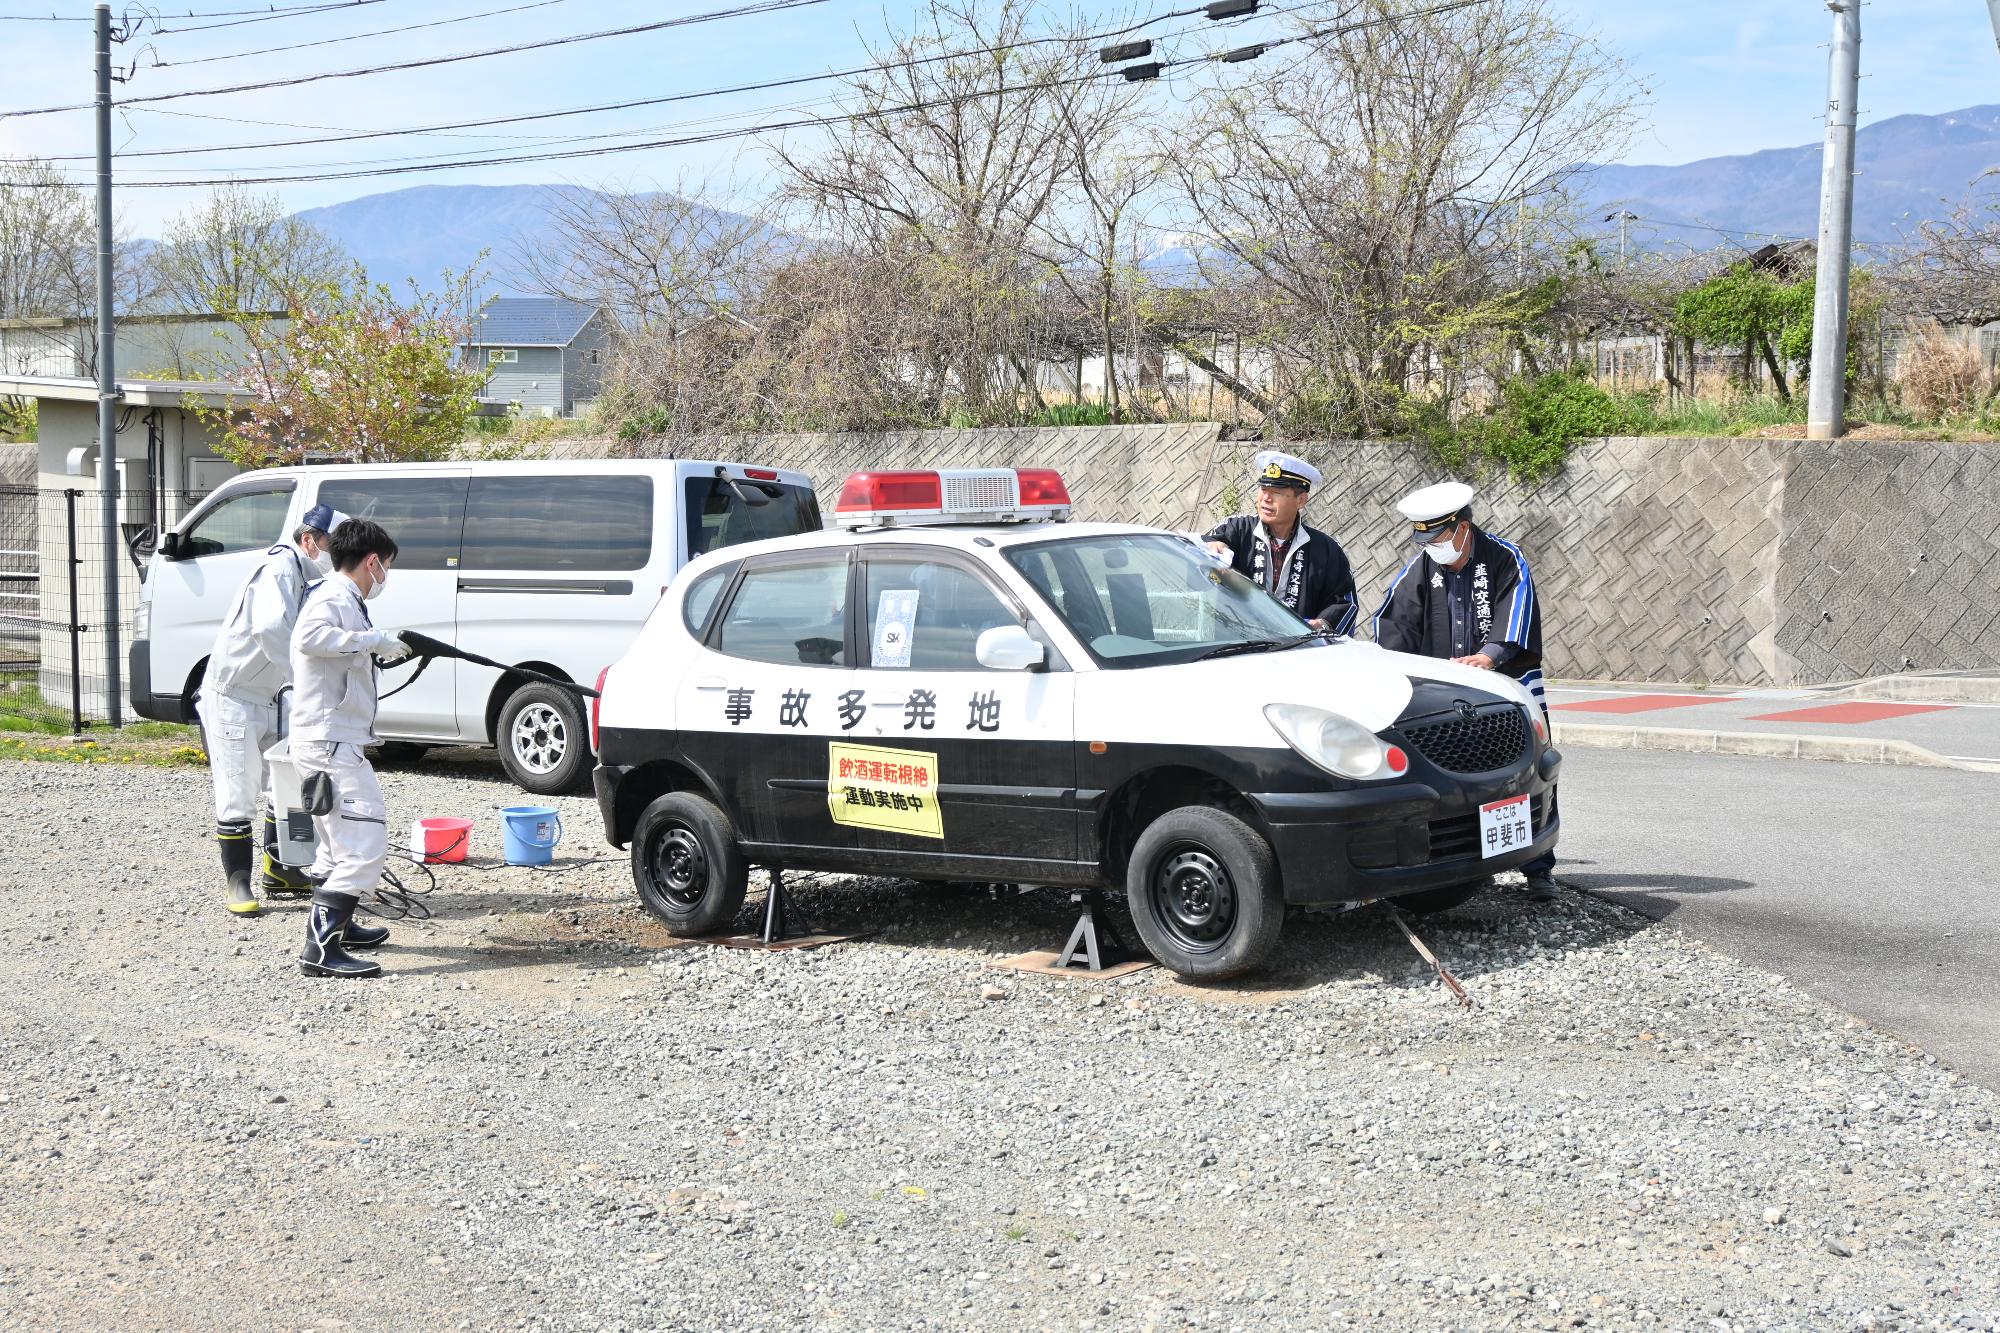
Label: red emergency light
xmin=833 ymin=468 xmax=1072 ymax=528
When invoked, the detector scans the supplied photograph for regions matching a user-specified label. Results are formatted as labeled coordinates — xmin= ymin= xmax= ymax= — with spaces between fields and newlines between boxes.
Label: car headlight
xmin=1263 ymin=702 xmax=1407 ymax=780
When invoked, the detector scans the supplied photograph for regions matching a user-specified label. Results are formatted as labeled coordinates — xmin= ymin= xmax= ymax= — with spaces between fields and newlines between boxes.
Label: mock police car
xmin=591 ymin=467 xmax=1560 ymax=980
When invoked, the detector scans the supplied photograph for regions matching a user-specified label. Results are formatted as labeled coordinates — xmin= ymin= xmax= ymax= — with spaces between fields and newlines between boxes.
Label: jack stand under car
xmin=1056 ymin=890 xmax=1140 ymax=972
xmin=716 ymin=870 xmax=870 ymax=952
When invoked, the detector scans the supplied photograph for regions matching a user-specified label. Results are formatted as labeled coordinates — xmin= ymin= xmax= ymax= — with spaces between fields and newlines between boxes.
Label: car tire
xmin=1124 ymin=805 xmax=1285 ymax=981
xmin=1387 ymin=878 xmax=1488 ymax=916
xmin=631 ymin=792 xmax=748 ymax=936
xmin=498 ymin=681 xmax=590 ymax=795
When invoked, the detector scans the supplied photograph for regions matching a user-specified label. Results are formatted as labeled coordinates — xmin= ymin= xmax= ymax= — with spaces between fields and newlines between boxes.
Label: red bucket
xmin=412 ymin=816 xmax=472 ymax=864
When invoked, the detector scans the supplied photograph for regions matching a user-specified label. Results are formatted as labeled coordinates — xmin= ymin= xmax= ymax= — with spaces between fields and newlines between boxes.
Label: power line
xmin=0 ymin=0 xmax=374 ymax=20
xmin=52 ymin=0 xmax=1313 ymax=159
xmin=149 ymin=0 xmax=579 ymax=66
xmin=150 ymin=0 xmax=396 ymax=35
xmin=19 ymin=3 xmax=1487 ymax=189
xmin=0 ymin=0 xmax=833 ymax=120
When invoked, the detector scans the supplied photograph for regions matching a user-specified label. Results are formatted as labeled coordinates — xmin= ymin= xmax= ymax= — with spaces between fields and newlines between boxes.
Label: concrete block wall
xmin=536 ymin=425 xmax=2000 ymax=686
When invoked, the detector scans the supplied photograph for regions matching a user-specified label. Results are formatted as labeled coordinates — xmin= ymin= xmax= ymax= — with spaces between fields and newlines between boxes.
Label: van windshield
xmin=684 ymin=476 xmax=821 ymax=559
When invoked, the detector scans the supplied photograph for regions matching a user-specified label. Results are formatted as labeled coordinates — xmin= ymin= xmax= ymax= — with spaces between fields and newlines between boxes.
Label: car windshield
xmin=1004 ymin=531 xmax=1314 ymax=668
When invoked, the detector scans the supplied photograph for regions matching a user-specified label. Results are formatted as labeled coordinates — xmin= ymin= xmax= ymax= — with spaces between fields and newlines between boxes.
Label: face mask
xmin=1422 ymin=531 xmax=1460 ymax=564
xmin=363 ymin=559 xmax=387 ymax=600
xmin=310 ymin=549 xmax=334 ymax=577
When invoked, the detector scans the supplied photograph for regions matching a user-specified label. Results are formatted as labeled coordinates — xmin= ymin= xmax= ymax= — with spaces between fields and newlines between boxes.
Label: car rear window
xmin=684 ymin=475 xmax=821 ymax=559
xmin=461 ymin=475 xmax=654 ymax=571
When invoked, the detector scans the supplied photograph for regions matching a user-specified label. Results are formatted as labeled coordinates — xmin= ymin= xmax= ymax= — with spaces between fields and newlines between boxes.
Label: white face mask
xmin=310 ymin=548 xmax=334 ymax=577
xmin=1422 ymin=531 xmax=1461 ymax=565
xmin=362 ymin=559 xmax=387 ymax=600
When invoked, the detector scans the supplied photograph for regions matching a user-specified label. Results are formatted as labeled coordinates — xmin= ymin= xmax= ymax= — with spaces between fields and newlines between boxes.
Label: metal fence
xmin=0 ymin=483 xmax=196 ymax=732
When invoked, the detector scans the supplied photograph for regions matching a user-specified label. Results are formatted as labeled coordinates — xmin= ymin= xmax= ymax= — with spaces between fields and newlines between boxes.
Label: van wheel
xmin=1389 ymin=878 xmax=1489 ymax=916
xmin=498 ymin=681 xmax=589 ymax=795
xmin=1124 ymin=805 xmax=1285 ymax=981
xmin=632 ymin=793 xmax=747 ymax=936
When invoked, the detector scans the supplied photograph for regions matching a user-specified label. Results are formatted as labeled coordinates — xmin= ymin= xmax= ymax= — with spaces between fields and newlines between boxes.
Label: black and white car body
xmin=593 ymin=467 xmax=1561 ymax=979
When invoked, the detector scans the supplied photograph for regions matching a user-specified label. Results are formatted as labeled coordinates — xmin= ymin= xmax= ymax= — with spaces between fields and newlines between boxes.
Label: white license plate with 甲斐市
xmin=1478 ymin=795 xmax=1532 ymax=858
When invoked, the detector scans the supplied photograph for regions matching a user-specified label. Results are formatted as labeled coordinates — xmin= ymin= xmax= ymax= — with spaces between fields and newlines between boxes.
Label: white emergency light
xmin=832 ymin=467 xmax=1072 ymax=529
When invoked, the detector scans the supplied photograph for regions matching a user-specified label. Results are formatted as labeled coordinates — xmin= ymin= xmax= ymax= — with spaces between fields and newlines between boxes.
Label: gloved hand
xmin=375 ymin=631 xmax=414 ymax=663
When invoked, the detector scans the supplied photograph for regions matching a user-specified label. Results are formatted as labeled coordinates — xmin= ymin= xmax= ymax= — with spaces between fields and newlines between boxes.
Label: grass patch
xmin=1 ymin=674 xmax=205 ymax=765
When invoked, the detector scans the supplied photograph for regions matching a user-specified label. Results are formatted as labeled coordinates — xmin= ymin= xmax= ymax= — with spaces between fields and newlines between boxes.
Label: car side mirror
xmin=158 ymin=530 xmax=184 ymax=561
xmin=975 ymin=624 xmax=1045 ymax=671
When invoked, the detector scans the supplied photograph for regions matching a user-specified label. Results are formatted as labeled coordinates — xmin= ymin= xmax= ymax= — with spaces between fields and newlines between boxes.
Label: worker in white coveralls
xmin=289 ymin=517 xmax=412 ymax=979
xmin=196 ymin=501 xmax=348 ymax=916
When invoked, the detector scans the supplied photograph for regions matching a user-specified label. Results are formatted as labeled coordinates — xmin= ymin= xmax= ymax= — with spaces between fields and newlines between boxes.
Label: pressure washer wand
xmin=381 ymin=631 xmax=601 ymax=698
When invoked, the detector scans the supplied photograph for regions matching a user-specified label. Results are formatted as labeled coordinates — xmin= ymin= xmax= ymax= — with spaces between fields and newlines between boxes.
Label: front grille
xmin=1426 ymin=793 xmax=1548 ymax=863
xmin=1400 ymin=704 xmax=1528 ymax=774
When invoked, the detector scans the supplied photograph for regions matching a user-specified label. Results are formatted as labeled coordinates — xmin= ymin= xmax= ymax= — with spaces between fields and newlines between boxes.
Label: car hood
xmin=1084 ymin=640 xmax=1531 ymax=749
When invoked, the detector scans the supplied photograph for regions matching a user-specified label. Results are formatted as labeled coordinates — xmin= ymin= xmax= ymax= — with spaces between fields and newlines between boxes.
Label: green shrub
xmin=616 ymin=406 xmax=674 ymax=441
xmin=1027 ymin=402 xmax=1113 ymax=427
xmin=1402 ymin=369 xmax=1632 ymax=482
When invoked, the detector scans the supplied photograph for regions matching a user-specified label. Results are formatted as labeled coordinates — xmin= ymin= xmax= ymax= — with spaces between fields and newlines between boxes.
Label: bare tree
xmin=509 ymin=177 xmax=774 ymax=333
xmin=1166 ymin=0 xmax=1642 ymax=432
xmin=0 ymin=156 xmax=155 ymax=375
xmin=153 ymin=185 xmax=347 ymax=315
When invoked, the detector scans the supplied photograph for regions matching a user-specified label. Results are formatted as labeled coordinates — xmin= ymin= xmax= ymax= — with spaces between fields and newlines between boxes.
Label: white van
xmin=130 ymin=458 xmax=820 ymax=794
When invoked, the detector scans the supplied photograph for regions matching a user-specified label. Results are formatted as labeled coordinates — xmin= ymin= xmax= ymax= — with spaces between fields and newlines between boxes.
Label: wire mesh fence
xmin=0 ymin=483 xmax=208 ymax=731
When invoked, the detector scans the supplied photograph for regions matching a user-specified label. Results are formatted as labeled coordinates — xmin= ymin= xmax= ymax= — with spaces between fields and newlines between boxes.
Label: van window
xmin=462 ymin=475 xmax=653 ymax=571
xmin=684 ymin=476 xmax=821 ymax=559
xmin=714 ymin=557 xmax=847 ymax=667
xmin=314 ymin=476 xmax=467 ymax=572
xmin=179 ymin=485 xmax=294 ymax=559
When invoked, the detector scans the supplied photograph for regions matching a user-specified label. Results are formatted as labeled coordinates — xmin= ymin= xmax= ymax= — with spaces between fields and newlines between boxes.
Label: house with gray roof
xmin=461 ymin=297 xmax=614 ymax=418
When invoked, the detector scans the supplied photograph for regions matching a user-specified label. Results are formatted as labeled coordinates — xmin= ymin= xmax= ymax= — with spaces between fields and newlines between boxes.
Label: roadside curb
xmin=1551 ymin=722 xmax=1995 ymax=773
xmin=1827 ymin=673 xmax=2000 ymax=705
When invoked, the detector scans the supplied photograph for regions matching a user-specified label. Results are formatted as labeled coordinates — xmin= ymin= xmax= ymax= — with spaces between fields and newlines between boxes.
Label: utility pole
xmin=1807 ymin=1 xmax=1860 ymax=440
xmin=92 ymin=2 xmax=122 ymax=728
xmin=1604 ymin=210 xmax=1638 ymax=266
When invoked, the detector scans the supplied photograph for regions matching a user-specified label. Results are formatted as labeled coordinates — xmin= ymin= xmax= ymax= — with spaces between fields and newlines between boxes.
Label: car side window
xmin=713 ymin=557 xmax=848 ymax=667
xmin=178 ymin=486 xmax=294 ymax=559
xmin=314 ymin=476 xmax=468 ymax=572
xmin=862 ymin=556 xmax=1016 ymax=670
xmin=681 ymin=563 xmax=734 ymax=637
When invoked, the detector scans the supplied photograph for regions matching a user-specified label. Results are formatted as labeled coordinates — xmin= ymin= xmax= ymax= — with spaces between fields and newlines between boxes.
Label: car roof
xmin=226 ymin=458 xmax=816 ymax=485
xmin=686 ymin=520 xmax=1179 ymax=569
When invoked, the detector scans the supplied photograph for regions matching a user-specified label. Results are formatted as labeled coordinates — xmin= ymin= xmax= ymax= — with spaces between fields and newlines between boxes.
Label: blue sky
xmin=3 ymin=0 xmax=1999 ymax=232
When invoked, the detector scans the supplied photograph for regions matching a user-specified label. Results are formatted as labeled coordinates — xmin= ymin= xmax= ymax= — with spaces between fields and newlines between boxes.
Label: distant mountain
xmin=292 ymin=182 xmax=771 ymax=298
xmin=1573 ymin=105 xmax=2000 ymax=249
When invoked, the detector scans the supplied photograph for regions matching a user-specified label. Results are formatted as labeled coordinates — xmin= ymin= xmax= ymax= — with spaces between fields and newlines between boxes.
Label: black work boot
xmin=1523 ymin=871 xmax=1560 ymax=902
xmin=219 ymin=825 xmax=259 ymax=916
xmin=342 ymin=911 xmax=390 ymax=950
xmin=298 ymin=893 xmax=383 ymax=979
xmin=260 ymin=812 xmax=316 ymax=897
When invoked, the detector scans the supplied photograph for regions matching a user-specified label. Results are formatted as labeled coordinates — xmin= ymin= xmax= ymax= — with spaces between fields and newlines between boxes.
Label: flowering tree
xmin=195 ymin=263 xmax=486 ymax=467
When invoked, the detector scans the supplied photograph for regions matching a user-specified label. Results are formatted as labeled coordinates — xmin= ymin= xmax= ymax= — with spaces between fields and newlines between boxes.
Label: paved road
xmin=1555 ymin=746 xmax=2000 ymax=1088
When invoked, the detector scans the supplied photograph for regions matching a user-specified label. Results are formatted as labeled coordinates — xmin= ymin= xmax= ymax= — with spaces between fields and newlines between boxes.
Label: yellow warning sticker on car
xmin=828 ymin=742 xmax=943 ymax=840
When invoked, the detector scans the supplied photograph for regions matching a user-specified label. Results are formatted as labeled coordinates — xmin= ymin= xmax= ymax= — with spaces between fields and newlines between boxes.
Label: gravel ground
xmin=2 ymin=755 xmax=1998 ymax=1333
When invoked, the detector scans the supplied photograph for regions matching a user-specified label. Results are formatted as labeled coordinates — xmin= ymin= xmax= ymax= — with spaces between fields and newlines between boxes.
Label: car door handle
xmin=694 ymin=676 xmax=727 ymax=690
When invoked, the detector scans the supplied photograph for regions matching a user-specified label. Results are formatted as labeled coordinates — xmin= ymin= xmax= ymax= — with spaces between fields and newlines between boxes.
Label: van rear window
xmin=461 ymin=475 xmax=654 ymax=571
xmin=684 ymin=476 xmax=821 ymax=559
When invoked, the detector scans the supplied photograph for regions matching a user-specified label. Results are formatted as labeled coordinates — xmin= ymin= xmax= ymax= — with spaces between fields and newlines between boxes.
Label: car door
xmin=673 ymin=550 xmax=854 ymax=845
xmin=309 ymin=472 xmax=468 ymax=739
xmin=841 ymin=547 xmax=1077 ymax=865
xmin=453 ymin=470 xmax=658 ymax=746
xmin=148 ymin=479 xmax=298 ymax=710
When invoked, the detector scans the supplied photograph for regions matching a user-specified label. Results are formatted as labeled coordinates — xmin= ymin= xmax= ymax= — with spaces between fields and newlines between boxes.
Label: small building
xmin=460 ymin=297 xmax=614 ymax=419
xmin=0 ymin=373 xmax=250 ymax=721
xmin=0 ymin=310 xmax=288 ymax=381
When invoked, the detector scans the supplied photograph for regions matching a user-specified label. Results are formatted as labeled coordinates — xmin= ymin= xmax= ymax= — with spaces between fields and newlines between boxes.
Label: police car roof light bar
xmin=832 ymin=468 xmax=1072 ymax=529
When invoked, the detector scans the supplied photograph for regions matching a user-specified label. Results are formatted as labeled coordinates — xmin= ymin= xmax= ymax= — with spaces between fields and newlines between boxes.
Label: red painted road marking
xmin=1743 ymin=701 xmax=1959 ymax=724
xmin=1549 ymin=694 xmax=1738 ymax=715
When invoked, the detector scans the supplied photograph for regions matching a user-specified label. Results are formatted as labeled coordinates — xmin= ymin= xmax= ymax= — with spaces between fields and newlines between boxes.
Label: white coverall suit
xmin=197 ymin=543 xmax=315 ymax=843
xmin=288 ymin=572 xmax=405 ymax=902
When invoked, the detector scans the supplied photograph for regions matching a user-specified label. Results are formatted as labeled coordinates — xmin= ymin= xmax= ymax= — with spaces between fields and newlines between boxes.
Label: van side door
xmin=309 ymin=472 xmax=468 ymax=739
xmin=146 ymin=480 xmax=298 ymax=715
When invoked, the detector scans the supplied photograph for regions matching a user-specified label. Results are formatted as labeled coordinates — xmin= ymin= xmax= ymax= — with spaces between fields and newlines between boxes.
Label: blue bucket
xmin=500 ymin=805 xmax=563 ymax=865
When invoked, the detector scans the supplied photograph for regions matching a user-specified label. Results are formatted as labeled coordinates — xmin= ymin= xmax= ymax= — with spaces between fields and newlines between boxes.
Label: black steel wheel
xmin=631 ymin=792 xmax=746 ymax=936
xmin=1124 ymin=805 xmax=1284 ymax=980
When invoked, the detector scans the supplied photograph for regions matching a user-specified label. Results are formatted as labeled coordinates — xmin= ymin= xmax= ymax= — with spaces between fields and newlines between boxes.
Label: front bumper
xmin=126 ymin=637 xmax=189 ymax=723
xmin=1251 ymin=746 xmax=1561 ymax=904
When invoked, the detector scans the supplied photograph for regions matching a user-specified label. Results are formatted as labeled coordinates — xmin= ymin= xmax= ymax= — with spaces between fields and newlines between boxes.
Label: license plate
xmin=1478 ymin=794 xmax=1532 ymax=859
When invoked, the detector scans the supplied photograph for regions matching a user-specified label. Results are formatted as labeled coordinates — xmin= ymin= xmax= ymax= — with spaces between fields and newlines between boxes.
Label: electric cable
xmin=0 ymin=0 xmax=834 ymax=120
xmin=1 ymin=0 xmax=374 ymax=19
xmin=48 ymin=0 xmax=1335 ymax=159
xmin=151 ymin=0 xmax=580 ymax=67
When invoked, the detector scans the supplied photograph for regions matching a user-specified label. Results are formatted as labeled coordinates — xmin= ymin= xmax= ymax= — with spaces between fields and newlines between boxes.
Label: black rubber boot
xmin=219 ymin=825 xmax=259 ymax=916
xmin=342 ymin=911 xmax=390 ymax=949
xmin=298 ymin=893 xmax=382 ymax=979
xmin=260 ymin=811 xmax=316 ymax=897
